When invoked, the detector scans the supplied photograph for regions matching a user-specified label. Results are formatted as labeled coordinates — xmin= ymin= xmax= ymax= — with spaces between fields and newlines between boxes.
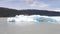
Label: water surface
xmin=0 ymin=18 xmax=60 ymax=34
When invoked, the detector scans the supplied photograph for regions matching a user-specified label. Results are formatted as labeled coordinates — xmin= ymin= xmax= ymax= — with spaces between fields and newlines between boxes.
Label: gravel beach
xmin=0 ymin=17 xmax=60 ymax=34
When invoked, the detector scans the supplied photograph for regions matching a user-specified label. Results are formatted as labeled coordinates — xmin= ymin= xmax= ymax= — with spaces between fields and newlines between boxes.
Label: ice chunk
xmin=33 ymin=16 xmax=57 ymax=23
xmin=7 ymin=17 xmax=15 ymax=22
xmin=7 ymin=15 xmax=57 ymax=24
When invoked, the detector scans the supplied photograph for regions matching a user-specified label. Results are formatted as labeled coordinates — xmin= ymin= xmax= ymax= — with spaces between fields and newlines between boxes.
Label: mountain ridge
xmin=0 ymin=7 xmax=60 ymax=17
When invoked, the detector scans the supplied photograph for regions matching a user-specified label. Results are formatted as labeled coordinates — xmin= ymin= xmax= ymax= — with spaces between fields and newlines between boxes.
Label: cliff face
xmin=0 ymin=7 xmax=60 ymax=17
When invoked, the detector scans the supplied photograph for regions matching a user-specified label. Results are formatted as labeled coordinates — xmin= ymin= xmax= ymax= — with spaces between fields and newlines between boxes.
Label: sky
xmin=0 ymin=0 xmax=60 ymax=11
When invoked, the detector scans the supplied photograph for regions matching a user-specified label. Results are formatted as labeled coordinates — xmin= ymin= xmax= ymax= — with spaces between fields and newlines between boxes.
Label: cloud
xmin=0 ymin=0 xmax=13 ymax=3
xmin=29 ymin=1 xmax=49 ymax=9
xmin=0 ymin=0 xmax=60 ymax=11
xmin=20 ymin=0 xmax=60 ymax=11
xmin=50 ymin=8 xmax=60 ymax=12
xmin=21 ymin=0 xmax=49 ymax=10
xmin=20 ymin=0 xmax=34 ymax=4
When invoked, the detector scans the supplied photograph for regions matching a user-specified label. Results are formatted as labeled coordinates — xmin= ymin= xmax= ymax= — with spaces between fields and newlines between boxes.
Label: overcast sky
xmin=0 ymin=0 xmax=60 ymax=11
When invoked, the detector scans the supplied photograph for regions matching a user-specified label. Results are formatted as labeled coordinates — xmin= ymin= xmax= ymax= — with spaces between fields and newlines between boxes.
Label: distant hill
xmin=0 ymin=7 xmax=60 ymax=17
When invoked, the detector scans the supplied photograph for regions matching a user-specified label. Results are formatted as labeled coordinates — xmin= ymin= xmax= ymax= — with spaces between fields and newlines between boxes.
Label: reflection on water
xmin=7 ymin=21 xmax=60 ymax=26
xmin=7 ymin=21 xmax=39 ymax=26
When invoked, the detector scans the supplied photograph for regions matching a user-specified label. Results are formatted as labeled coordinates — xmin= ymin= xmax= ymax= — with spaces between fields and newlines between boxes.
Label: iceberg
xmin=33 ymin=16 xmax=57 ymax=23
xmin=7 ymin=15 xmax=57 ymax=23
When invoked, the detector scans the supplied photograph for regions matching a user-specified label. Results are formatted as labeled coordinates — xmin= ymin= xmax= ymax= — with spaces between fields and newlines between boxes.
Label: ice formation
xmin=7 ymin=15 xmax=59 ymax=23
xmin=7 ymin=15 xmax=40 ymax=22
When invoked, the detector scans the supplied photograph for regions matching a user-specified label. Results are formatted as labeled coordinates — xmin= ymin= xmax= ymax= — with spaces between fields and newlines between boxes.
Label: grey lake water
xmin=0 ymin=17 xmax=60 ymax=34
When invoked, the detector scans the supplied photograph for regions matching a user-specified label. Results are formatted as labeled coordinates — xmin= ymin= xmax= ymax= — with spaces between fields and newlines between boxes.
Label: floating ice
xmin=7 ymin=15 xmax=59 ymax=24
xmin=7 ymin=15 xmax=40 ymax=22
xmin=8 ymin=15 xmax=60 ymax=25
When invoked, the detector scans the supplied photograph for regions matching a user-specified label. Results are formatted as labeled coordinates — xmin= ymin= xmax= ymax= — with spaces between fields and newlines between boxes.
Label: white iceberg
xmin=7 ymin=15 xmax=39 ymax=22
xmin=7 ymin=15 xmax=58 ymax=23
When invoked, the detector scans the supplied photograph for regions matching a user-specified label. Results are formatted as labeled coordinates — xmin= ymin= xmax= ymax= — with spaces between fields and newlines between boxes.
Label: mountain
xmin=0 ymin=7 xmax=60 ymax=17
